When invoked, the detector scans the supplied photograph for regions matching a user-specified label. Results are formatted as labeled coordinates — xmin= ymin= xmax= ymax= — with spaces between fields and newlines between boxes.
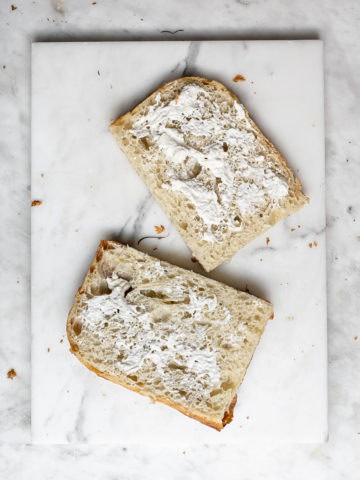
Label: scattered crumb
xmin=298 ymin=225 xmax=301 ymax=229
xmin=11 ymin=5 xmax=17 ymax=11
xmin=246 ymin=416 xmax=250 ymax=420
xmin=259 ymin=258 xmax=263 ymax=262
xmin=16 ymin=280 xmax=19 ymax=284
xmin=250 ymin=81 xmax=254 ymax=84
xmin=40 ymin=173 xmax=44 ymax=177
xmin=153 ymin=247 xmax=158 ymax=251
xmin=154 ymin=224 xmax=165 ymax=234
xmin=31 ymin=200 xmax=42 ymax=207
xmin=97 ymin=70 xmax=100 ymax=76
xmin=7 ymin=369 xmax=16 ymax=379
xmin=309 ymin=242 xmax=313 ymax=248
xmin=60 ymin=338 xmax=64 ymax=343
xmin=314 ymin=241 xmax=318 ymax=247
xmin=355 ymin=336 xmax=358 ymax=341
xmin=291 ymin=228 xmax=296 ymax=231
xmin=182 ymin=451 xmax=186 ymax=455
xmin=2 ymin=65 xmax=6 ymax=69
xmin=233 ymin=74 xmax=246 ymax=82
xmin=191 ymin=256 xmax=198 ymax=263
xmin=348 ymin=140 xmax=352 ymax=144
xmin=286 ymin=315 xmax=294 ymax=321
xmin=47 ymin=348 xmax=50 ymax=352
xmin=266 ymin=237 xmax=270 ymax=245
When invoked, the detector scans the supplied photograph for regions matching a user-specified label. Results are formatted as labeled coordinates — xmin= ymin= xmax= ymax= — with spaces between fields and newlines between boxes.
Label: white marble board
xmin=31 ymin=40 xmax=326 ymax=444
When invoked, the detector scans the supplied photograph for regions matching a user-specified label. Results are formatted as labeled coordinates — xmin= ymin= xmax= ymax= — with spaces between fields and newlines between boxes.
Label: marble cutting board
xmin=31 ymin=40 xmax=327 ymax=444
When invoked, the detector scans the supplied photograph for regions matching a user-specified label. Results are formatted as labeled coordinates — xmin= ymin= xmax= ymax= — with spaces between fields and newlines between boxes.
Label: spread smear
xmin=131 ymin=84 xmax=289 ymax=242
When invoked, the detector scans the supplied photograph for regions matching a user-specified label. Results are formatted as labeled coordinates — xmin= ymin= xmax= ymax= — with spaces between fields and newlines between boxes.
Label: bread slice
xmin=67 ymin=240 xmax=273 ymax=430
xmin=110 ymin=76 xmax=308 ymax=271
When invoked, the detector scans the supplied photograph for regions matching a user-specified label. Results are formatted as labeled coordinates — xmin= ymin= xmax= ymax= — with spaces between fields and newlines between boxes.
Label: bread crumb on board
xmin=11 ymin=5 xmax=17 ymax=11
xmin=154 ymin=224 xmax=165 ymax=234
xmin=7 ymin=369 xmax=16 ymax=379
xmin=355 ymin=336 xmax=358 ymax=341
xmin=31 ymin=200 xmax=42 ymax=207
xmin=266 ymin=237 xmax=270 ymax=245
xmin=309 ymin=242 xmax=313 ymax=248
xmin=233 ymin=74 xmax=246 ymax=82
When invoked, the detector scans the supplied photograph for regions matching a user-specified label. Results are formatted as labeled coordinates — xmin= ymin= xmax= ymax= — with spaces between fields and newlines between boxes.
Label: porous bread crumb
xmin=67 ymin=240 xmax=273 ymax=430
xmin=110 ymin=77 xmax=308 ymax=271
xmin=31 ymin=200 xmax=42 ymax=207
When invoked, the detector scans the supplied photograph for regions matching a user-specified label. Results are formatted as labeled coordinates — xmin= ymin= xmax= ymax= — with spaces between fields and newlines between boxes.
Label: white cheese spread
xmin=82 ymin=273 xmax=223 ymax=391
xmin=131 ymin=84 xmax=289 ymax=242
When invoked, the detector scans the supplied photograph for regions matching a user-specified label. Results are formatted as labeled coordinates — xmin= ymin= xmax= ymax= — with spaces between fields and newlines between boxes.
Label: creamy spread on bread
xmin=82 ymin=272 xmax=229 ymax=391
xmin=131 ymin=84 xmax=289 ymax=242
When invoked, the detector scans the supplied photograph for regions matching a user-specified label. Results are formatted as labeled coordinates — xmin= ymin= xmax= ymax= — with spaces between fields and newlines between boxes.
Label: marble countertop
xmin=0 ymin=0 xmax=359 ymax=478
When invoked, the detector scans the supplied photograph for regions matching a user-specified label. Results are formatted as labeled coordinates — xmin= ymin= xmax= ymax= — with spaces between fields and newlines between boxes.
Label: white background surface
xmin=31 ymin=40 xmax=326 ymax=444
xmin=0 ymin=0 xmax=359 ymax=478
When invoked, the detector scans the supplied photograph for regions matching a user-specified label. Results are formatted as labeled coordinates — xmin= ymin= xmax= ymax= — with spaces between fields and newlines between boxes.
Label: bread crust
xmin=67 ymin=240 xmax=272 ymax=430
xmin=110 ymin=76 xmax=308 ymax=271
